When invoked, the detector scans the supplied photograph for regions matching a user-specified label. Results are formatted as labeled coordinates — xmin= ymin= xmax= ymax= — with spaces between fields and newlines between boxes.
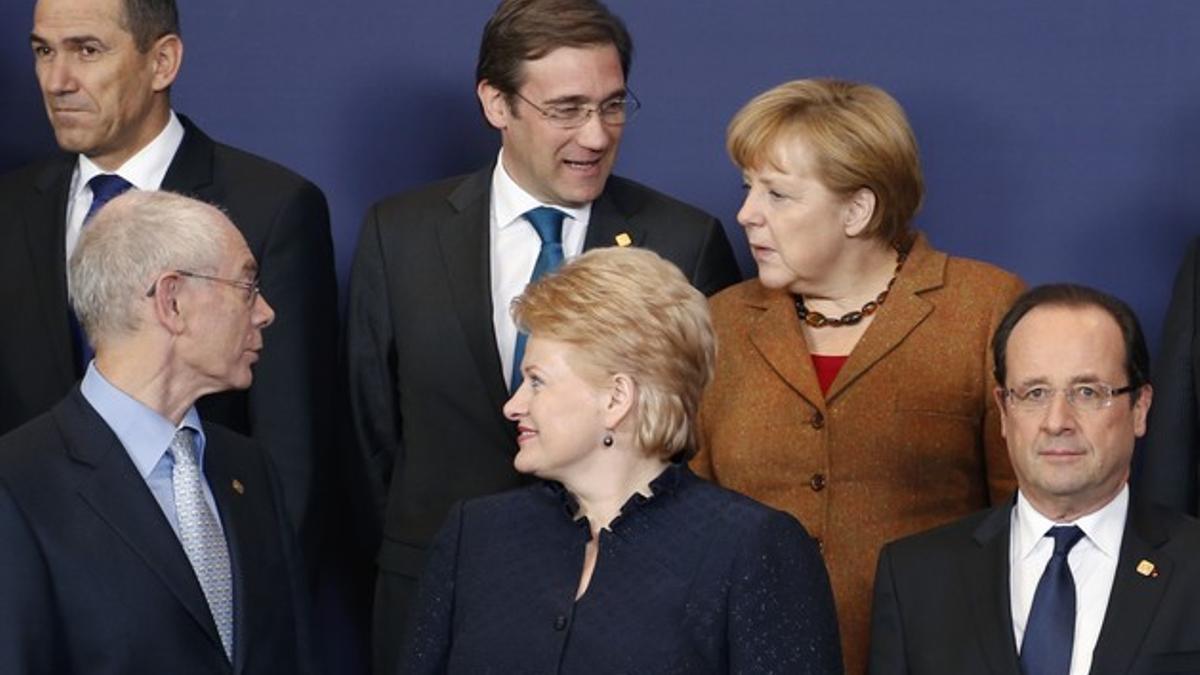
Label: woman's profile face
xmin=737 ymin=137 xmax=853 ymax=294
xmin=503 ymin=335 xmax=610 ymax=482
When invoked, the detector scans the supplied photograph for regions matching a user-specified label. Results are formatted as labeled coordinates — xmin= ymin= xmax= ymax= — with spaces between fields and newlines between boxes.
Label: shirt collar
xmin=1013 ymin=483 xmax=1129 ymax=561
xmin=490 ymin=148 xmax=591 ymax=231
xmin=74 ymin=110 xmax=185 ymax=198
xmin=79 ymin=361 xmax=207 ymax=479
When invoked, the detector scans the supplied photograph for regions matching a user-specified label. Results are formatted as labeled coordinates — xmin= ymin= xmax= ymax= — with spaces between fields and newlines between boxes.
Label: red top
xmin=811 ymin=354 xmax=849 ymax=395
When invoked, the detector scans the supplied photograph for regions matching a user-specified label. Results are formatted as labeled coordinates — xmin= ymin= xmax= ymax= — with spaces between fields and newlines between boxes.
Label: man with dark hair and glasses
xmin=0 ymin=0 xmax=338 ymax=579
xmin=346 ymin=0 xmax=740 ymax=670
xmin=0 ymin=190 xmax=316 ymax=673
xmin=869 ymin=283 xmax=1200 ymax=675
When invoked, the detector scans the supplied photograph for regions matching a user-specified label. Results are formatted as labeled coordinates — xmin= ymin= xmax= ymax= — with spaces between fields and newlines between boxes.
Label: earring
xmin=602 ymin=431 xmax=614 ymax=447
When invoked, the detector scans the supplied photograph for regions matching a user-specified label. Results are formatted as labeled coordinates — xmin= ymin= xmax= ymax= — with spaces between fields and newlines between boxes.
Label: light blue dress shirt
xmin=79 ymin=362 xmax=225 ymax=539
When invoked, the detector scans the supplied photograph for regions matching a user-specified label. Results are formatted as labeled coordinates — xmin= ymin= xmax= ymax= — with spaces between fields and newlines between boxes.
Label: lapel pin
xmin=231 ymin=479 xmax=245 ymax=495
xmin=614 ymin=232 xmax=632 ymax=247
xmin=1136 ymin=559 xmax=1157 ymax=578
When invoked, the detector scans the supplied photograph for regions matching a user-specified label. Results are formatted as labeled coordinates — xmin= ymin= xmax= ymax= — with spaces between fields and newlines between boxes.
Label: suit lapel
xmin=26 ymin=158 xmax=77 ymax=384
xmin=160 ymin=115 xmax=216 ymax=198
xmin=438 ymin=169 xmax=512 ymax=426
xmin=965 ymin=504 xmax=1023 ymax=674
xmin=56 ymin=392 xmax=225 ymax=652
xmin=746 ymin=287 xmax=825 ymax=412
xmin=1089 ymin=499 xmax=1172 ymax=675
xmin=584 ymin=187 xmax=644 ymax=250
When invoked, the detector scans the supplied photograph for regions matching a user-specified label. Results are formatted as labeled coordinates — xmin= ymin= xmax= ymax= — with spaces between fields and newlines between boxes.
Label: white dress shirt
xmin=1010 ymin=484 xmax=1127 ymax=675
xmin=489 ymin=149 xmax=591 ymax=387
xmin=65 ymin=111 xmax=185 ymax=260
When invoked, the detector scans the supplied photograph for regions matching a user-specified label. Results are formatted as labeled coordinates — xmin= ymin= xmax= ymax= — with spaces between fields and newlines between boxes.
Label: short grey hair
xmin=68 ymin=190 xmax=229 ymax=349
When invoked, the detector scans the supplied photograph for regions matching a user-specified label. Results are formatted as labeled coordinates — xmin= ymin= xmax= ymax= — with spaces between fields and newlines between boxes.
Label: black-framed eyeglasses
xmin=511 ymin=89 xmax=640 ymax=129
xmin=1003 ymin=382 xmax=1138 ymax=412
xmin=146 ymin=270 xmax=260 ymax=304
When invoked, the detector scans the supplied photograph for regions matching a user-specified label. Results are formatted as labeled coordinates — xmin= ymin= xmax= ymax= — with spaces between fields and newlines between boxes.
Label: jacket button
xmin=810 ymin=412 xmax=825 ymax=429
xmin=554 ymin=615 xmax=567 ymax=631
xmin=810 ymin=473 xmax=827 ymax=491
xmin=814 ymin=536 xmax=824 ymax=553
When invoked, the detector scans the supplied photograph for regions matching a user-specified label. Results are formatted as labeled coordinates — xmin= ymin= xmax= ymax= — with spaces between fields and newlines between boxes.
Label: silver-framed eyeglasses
xmin=146 ymin=270 xmax=261 ymax=304
xmin=1003 ymin=382 xmax=1138 ymax=412
xmin=512 ymin=89 xmax=640 ymax=128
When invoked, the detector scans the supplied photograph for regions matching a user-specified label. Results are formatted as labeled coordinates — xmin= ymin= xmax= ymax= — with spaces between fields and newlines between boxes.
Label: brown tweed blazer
xmin=693 ymin=234 xmax=1024 ymax=674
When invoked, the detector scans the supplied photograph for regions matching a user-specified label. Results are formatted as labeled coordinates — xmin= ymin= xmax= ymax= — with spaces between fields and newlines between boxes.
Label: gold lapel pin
xmin=1136 ymin=559 xmax=1157 ymax=577
xmin=231 ymin=479 xmax=245 ymax=495
xmin=614 ymin=232 xmax=632 ymax=247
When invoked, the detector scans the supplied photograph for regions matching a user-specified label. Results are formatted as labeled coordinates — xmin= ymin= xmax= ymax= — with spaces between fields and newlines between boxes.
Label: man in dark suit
xmin=870 ymin=284 xmax=1200 ymax=675
xmin=0 ymin=190 xmax=314 ymax=674
xmin=1 ymin=0 xmax=337 ymax=568
xmin=1137 ymin=236 xmax=1200 ymax=516
xmin=346 ymin=0 xmax=740 ymax=670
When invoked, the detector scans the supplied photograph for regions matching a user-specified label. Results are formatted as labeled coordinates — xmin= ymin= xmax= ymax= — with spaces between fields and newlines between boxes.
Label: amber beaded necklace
xmin=793 ymin=249 xmax=908 ymax=328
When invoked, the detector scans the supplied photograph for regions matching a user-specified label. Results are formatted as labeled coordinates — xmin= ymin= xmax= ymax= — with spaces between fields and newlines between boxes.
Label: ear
xmin=477 ymin=79 xmax=511 ymax=131
xmin=992 ymin=386 xmax=1009 ymax=439
xmin=149 ymin=34 xmax=183 ymax=92
xmin=842 ymin=187 xmax=877 ymax=238
xmin=149 ymin=273 xmax=188 ymax=335
xmin=602 ymin=372 xmax=637 ymax=430
xmin=1132 ymin=383 xmax=1153 ymax=438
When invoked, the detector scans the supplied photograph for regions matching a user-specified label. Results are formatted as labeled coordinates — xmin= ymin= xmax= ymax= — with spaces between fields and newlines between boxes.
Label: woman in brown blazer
xmin=692 ymin=79 xmax=1024 ymax=674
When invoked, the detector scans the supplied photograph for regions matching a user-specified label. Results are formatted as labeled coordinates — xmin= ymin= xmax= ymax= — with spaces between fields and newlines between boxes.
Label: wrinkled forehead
xmin=33 ymin=0 xmax=128 ymax=39
xmin=1006 ymin=305 xmax=1127 ymax=383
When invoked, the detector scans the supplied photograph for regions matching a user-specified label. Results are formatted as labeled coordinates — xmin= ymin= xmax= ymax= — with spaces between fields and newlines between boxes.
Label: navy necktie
xmin=84 ymin=173 xmax=133 ymax=222
xmin=510 ymin=207 xmax=566 ymax=392
xmin=70 ymin=174 xmax=135 ymax=372
xmin=1020 ymin=525 xmax=1085 ymax=675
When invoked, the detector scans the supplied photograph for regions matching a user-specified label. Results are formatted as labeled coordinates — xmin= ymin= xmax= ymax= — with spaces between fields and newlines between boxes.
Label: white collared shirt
xmin=490 ymin=149 xmax=591 ymax=387
xmin=65 ymin=110 xmax=185 ymax=260
xmin=1010 ymin=484 xmax=1127 ymax=675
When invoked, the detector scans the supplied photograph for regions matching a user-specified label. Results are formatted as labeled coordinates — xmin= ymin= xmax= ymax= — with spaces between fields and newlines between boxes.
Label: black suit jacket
xmin=346 ymin=165 xmax=740 ymax=576
xmin=0 ymin=389 xmax=314 ymax=674
xmin=1139 ymin=236 xmax=1200 ymax=515
xmin=0 ymin=116 xmax=338 ymax=560
xmin=869 ymin=496 xmax=1200 ymax=675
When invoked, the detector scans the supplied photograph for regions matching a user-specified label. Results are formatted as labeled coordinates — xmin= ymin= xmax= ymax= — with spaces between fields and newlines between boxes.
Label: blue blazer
xmin=400 ymin=464 xmax=842 ymax=674
xmin=0 ymin=388 xmax=315 ymax=674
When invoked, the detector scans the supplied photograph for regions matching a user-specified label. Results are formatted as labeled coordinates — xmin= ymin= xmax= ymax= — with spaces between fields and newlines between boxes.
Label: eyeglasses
xmin=512 ymin=89 xmax=641 ymax=129
xmin=1003 ymin=382 xmax=1138 ymax=412
xmin=146 ymin=270 xmax=261 ymax=304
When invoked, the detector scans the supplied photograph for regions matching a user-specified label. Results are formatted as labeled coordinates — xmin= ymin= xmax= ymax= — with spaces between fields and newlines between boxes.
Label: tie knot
xmin=170 ymin=428 xmax=198 ymax=465
xmin=88 ymin=174 xmax=134 ymax=203
xmin=1046 ymin=525 xmax=1084 ymax=556
xmin=525 ymin=207 xmax=566 ymax=244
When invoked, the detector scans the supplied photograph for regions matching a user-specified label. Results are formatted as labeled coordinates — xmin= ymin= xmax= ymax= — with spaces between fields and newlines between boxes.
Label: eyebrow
xmin=1013 ymin=373 xmax=1105 ymax=388
xmin=542 ymin=89 xmax=628 ymax=106
xmin=30 ymin=33 xmax=107 ymax=48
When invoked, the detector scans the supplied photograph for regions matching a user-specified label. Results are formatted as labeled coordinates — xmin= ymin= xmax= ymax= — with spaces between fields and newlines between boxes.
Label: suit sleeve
xmin=396 ymin=501 xmax=463 ymax=675
xmin=247 ymin=179 xmax=339 ymax=554
xmin=0 ymin=481 xmax=62 ymax=673
xmin=983 ymin=274 xmax=1025 ymax=504
xmin=1138 ymin=237 xmax=1200 ymax=515
xmin=867 ymin=543 xmax=910 ymax=675
xmin=690 ymin=217 xmax=742 ymax=297
xmin=727 ymin=511 xmax=843 ymax=674
xmin=346 ymin=205 xmax=402 ymax=531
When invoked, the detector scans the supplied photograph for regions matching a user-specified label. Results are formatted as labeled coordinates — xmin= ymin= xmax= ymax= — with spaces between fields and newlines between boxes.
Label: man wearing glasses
xmin=0 ymin=190 xmax=315 ymax=672
xmin=346 ymin=0 xmax=739 ymax=671
xmin=869 ymin=284 xmax=1200 ymax=675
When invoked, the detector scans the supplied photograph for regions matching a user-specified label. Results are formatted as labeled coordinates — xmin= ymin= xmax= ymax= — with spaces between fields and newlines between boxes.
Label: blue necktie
xmin=70 ymin=174 xmax=135 ymax=372
xmin=1020 ymin=525 xmax=1085 ymax=675
xmin=510 ymin=207 xmax=566 ymax=392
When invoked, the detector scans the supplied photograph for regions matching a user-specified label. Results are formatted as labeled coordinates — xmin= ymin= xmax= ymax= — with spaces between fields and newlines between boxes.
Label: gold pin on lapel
xmin=1136 ymin=559 xmax=1157 ymax=577
xmin=614 ymin=232 xmax=632 ymax=247
xmin=231 ymin=479 xmax=245 ymax=495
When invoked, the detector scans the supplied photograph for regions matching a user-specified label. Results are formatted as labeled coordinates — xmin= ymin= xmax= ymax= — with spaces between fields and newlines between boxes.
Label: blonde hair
xmin=727 ymin=78 xmax=924 ymax=247
xmin=511 ymin=247 xmax=715 ymax=460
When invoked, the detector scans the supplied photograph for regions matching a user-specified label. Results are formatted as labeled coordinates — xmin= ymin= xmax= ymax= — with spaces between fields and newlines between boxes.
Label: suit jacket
xmin=345 ymin=166 xmax=740 ymax=607
xmin=1138 ymin=235 xmax=1200 ymax=516
xmin=692 ymin=234 xmax=1024 ymax=675
xmin=0 ymin=388 xmax=314 ymax=674
xmin=869 ymin=496 xmax=1200 ymax=675
xmin=0 ymin=116 xmax=339 ymax=561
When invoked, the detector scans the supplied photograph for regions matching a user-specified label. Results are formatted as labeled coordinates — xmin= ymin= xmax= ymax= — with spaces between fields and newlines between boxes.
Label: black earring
xmin=602 ymin=432 xmax=614 ymax=447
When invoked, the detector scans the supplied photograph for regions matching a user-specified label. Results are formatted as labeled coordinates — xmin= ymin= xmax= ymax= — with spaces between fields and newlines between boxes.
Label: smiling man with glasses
xmin=869 ymin=283 xmax=1200 ymax=675
xmin=346 ymin=1 xmax=741 ymax=672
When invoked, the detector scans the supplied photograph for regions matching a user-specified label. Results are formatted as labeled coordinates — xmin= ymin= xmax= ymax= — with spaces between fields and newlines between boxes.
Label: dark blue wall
xmin=4 ymin=1 xmax=1198 ymax=353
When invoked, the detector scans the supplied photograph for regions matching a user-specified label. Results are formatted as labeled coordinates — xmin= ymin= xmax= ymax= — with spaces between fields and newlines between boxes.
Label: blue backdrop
xmin=3 ymin=1 xmax=1197 ymax=354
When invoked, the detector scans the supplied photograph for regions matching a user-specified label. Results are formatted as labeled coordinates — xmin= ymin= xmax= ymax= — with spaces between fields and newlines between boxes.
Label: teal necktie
xmin=511 ymin=207 xmax=566 ymax=392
